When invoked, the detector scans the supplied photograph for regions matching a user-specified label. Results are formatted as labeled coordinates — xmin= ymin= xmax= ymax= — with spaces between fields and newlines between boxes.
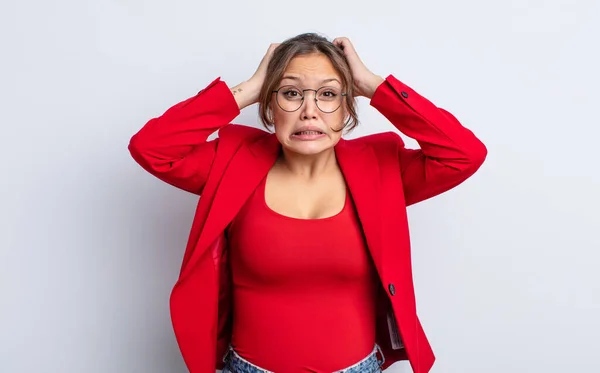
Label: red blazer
xmin=129 ymin=75 xmax=487 ymax=373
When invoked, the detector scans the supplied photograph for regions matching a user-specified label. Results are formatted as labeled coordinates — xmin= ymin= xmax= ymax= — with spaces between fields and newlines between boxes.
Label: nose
xmin=300 ymin=90 xmax=318 ymax=119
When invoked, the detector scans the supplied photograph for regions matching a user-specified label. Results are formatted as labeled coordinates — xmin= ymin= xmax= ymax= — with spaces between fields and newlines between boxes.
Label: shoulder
xmin=345 ymin=131 xmax=405 ymax=149
xmin=218 ymin=123 xmax=270 ymax=144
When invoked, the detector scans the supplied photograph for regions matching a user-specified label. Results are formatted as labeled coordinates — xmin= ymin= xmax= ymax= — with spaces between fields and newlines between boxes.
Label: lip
xmin=291 ymin=125 xmax=327 ymax=141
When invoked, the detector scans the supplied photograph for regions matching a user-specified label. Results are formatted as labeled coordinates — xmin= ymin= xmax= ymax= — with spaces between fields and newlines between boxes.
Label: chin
xmin=285 ymin=142 xmax=333 ymax=156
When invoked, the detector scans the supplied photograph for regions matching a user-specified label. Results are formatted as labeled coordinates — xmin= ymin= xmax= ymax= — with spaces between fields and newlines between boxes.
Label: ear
xmin=342 ymin=104 xmax=350 ymax=124
xmin=267 ymin=102 xmax=274 ymax=124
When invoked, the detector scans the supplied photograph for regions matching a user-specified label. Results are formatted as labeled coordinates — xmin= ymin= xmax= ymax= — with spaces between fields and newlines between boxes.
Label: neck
xmin=278 ymin=147 xmax=338 ymax=180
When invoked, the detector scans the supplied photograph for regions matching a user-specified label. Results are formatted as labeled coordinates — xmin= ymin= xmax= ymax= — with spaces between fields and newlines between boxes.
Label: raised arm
xmin=128 ymin=44 xmax=279 ymax=194
xmin=333 ymin=37 xmax=487 ymax=206
xmin=370 ymin=75 xmax=487 ymax=205
xmin=128 ymin=78 xmax=240 ymax=194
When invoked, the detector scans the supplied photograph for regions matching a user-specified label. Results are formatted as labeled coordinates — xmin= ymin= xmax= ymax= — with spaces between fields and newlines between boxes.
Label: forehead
xmin=281 ymin=54 xmax=341 ymax=85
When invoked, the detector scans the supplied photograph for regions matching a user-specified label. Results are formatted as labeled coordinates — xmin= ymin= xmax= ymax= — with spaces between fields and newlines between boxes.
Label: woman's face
xmin=271 ymin=53 xmax=347 ymax=156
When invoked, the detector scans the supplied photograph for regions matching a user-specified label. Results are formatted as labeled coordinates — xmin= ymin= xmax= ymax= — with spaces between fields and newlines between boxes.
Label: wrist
xmin=360 ymin=74 xmax=385 ymax=99
xmin=231 ymin=80 xmax=262 ymax=110
xmin=245 ymin=78 xmax=263 ymax=97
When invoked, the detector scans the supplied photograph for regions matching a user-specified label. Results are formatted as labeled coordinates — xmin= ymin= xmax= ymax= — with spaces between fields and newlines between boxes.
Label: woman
xmin=129 ymin=33 xmax=487 ymax=373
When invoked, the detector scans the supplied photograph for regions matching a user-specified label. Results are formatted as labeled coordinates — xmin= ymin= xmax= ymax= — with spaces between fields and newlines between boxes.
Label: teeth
xmin=297 ymin=131 xmax=322 ymax=135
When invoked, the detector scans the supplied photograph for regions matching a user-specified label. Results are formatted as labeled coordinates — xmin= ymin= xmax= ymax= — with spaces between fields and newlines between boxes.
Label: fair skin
xmin=231 ymin=38 xmax=384 ymax=219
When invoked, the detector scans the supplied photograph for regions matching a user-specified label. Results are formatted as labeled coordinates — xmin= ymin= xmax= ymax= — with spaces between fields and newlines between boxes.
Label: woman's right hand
xmin=231 ymin=43 xmax=280 ymax=110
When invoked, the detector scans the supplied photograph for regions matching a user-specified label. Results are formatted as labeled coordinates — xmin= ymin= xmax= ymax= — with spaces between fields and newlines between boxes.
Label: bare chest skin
xmin=264 ymin=161 xmax=347 ymax=220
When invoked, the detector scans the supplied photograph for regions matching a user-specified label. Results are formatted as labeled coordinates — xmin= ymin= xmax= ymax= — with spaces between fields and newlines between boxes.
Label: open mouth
xmin=294 ymin=130 xmax=324 ymax=136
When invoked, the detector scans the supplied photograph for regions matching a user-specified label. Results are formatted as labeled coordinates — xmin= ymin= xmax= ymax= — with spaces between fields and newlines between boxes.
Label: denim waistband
xmin=223 ymin=345 xmax=384 ymax=373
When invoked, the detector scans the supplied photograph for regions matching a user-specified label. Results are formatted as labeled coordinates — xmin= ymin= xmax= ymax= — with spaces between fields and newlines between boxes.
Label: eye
xmin=319 ymin=88 xmax=339 ymax=100
xmin=280 ymin=86 xmax=302 ymax=99
xmin=284 ymin=90 xmax=299 ymax=97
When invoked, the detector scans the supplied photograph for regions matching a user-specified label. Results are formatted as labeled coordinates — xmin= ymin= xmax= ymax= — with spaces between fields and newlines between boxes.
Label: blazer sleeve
xmin=128 ymin=77 xmax=240 ymax=195
xmin=370 ymin=74 xmax=487 ymax=206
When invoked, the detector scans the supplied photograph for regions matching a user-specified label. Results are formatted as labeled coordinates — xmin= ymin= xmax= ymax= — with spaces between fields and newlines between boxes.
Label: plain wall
xmin=2 ymin=0 xmax=599 ymax=372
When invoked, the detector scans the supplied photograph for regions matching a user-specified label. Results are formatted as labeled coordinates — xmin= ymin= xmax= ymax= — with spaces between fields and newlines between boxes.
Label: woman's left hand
xmin=333 ymin=37 xmax=384 ymax=98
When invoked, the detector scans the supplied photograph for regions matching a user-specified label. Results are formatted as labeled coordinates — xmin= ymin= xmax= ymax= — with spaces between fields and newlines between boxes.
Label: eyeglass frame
xmin=271 ymin=85 xmax=348 ymax=113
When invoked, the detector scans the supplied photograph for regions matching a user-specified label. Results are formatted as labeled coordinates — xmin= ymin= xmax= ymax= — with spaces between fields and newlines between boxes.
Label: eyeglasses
xmin=272 ymin=85 xmax=347 ymax=113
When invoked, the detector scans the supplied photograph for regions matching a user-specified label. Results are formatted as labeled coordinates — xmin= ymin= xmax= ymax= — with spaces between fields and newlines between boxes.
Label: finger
xmin=333 ymin=38 xmax=354 ymax=54
xmin=333 ymin=38 xmax=345 ymax=47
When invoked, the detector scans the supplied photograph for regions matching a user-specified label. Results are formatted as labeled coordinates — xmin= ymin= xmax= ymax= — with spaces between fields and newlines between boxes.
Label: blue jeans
xmin=222 ymin=345 xmax=385 ymax=373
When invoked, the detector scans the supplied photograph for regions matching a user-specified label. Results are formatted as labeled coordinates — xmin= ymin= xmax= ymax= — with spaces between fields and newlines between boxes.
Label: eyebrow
xmin=281 ymin=76 xmax=341 ymax=85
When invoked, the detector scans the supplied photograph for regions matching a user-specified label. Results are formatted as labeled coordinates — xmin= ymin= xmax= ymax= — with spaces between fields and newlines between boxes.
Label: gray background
xmin=2 ymin=0 xmax=599 ymax=372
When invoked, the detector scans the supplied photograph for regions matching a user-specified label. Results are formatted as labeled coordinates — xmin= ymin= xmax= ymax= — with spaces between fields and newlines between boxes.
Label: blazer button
xmin=388 ymin=283 xmax=396 ymax=296
xmin=401 ymin=91 xmax=409 ymax=98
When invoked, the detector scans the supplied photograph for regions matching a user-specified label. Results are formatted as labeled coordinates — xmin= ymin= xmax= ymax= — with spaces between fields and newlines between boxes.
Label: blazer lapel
xmin=181 ymin=135 xmax=384 ymax=279
xmin=335 ymin=139 xmax=385 ymax=274
xmin=182 ymin=133 xmax=280 ymax=279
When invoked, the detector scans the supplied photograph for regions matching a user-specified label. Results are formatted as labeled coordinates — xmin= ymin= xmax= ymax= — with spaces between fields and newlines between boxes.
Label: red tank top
xmin=227 ymin=176 xmax=378 ymax=372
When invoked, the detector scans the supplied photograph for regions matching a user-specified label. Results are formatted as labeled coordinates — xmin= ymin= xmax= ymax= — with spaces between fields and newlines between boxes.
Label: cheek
xmin=330 ymin=129 xmax=343 ymax=143
xmin=272 ymin=113 xmax=298 ymax=146
xmin=326 ymin=108 xmax=347 ymax=132
xmin=272 ymin=109 xmax=295 ymax=133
